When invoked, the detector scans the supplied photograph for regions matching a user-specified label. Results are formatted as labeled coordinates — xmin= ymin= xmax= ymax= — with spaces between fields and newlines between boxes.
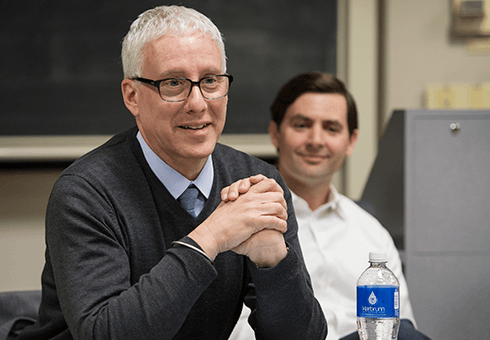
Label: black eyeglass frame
xmin=133 ymin=74 xmax=233 ymax=102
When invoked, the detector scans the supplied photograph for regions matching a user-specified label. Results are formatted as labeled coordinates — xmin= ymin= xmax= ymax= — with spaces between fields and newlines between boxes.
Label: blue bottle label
xmin=357 ymin=285 xmax=399 ymax=318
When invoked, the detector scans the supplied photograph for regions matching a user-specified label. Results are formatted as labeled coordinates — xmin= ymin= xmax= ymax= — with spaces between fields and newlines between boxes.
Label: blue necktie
xmin=178 ymin=184 xmax=199 ymax=217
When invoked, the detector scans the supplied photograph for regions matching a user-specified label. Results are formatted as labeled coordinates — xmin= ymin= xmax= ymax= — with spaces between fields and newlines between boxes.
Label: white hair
xmin=121 ymin=5 xmax=227 ymax=78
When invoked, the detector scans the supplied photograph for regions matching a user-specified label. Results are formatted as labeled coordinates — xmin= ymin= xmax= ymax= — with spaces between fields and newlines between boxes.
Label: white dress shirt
xmin=230 ymin=185 xmax=415 ymax=340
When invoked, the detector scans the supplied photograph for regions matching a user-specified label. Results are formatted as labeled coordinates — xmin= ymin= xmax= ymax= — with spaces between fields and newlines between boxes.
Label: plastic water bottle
xmin=356 ymin=251 xmax=400 ymax=340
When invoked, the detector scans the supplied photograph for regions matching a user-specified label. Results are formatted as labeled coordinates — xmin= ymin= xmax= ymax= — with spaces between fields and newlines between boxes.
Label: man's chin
xmin=185 ymin=140 xmax=218 ymax=158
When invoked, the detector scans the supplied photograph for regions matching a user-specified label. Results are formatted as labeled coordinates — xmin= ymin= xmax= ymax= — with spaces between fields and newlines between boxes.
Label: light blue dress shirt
xmin=136 ymin=132 xmax=213 ymax=216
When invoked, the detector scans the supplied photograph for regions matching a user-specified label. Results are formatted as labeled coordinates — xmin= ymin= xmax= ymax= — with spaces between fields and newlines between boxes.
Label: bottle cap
xmin=369 ymin=251 xmax=387 ymax=262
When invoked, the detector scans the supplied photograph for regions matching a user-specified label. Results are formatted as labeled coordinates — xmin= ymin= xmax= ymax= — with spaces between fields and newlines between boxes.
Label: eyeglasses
xmin=133 ymin=74 xmax=233 ymax=102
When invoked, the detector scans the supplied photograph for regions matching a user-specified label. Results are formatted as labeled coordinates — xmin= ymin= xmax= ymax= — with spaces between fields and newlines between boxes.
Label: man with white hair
xmin=18 ymin=6 xmax=326 ymax=340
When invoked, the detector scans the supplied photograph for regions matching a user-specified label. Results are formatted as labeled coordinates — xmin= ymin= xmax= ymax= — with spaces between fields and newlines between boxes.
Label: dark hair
xmin=270 ymin=72 xmax=358 ymax=136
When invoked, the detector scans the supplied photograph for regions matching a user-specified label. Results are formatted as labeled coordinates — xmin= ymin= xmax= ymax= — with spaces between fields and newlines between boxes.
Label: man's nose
xmin=308 ymin=125 xmax=324 ymax=146
xmin=185 ymin=84 xmax=207 ymax=113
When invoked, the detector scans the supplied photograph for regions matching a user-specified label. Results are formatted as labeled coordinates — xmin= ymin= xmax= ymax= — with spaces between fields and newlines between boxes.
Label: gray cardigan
xmin=19 ymin=127 xmax=327 ymax=340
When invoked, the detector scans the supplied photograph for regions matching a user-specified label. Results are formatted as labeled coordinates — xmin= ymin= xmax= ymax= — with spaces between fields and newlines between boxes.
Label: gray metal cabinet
xmin=362 ymin=109 xmax=490 ymax=340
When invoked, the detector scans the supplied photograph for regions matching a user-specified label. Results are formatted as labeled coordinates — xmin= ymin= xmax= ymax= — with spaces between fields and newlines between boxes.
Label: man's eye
xmin=293 ymin=122 xmax=309 ymax=128
xmin=164 ymin=79 xmax=185 ymax=87
xmin=324 ymin=123 xmax=342 ymax=133
xmin=202 ymin=77 xmax=218 ymax=86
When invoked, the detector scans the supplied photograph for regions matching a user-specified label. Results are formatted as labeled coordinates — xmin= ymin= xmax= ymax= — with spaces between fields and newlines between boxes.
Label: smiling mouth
xmin=180 ymin=123 xmax=210 ymax=130
xmin=301 ymin=153 xmax=328 ymax=159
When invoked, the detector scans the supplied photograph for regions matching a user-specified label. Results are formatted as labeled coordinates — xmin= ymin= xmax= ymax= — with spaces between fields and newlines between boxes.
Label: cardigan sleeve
xmin=44 ymin=174 xmax=218 ymax=340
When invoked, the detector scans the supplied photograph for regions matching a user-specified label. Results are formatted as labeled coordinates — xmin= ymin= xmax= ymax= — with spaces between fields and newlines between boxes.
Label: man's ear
xmin=345 ymin=128 xmax=359 ymax=157
xmin=268 ymin=121 xmax=280 ymax=149
xmin=121 ymin=79 xmax=139 ymax=118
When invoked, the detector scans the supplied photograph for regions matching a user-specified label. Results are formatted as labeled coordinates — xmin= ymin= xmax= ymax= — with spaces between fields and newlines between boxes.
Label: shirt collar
xmin=136 ymin=131 xmax=214 ymax=199
xmin=326 ymin=185 xmax=341 ymax=207
xmin=291 ymin=184 xmax=345 ymax=219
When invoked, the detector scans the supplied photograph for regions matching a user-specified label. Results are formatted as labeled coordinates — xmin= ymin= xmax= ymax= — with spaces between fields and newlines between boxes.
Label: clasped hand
xmin=189 ymin=175 xmax=288 ymax=268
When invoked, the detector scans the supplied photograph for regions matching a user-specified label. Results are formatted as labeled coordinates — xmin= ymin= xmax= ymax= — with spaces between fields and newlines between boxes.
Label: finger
xmin=227 ymin=181 xmax=240 ymax=200
xmin=221 ymin=186 xmax=230 ymax=202
xmin=256 ymin=191 xmax=288 ymax=217
xmin=262 ymin=199 xmax=288 ymax=223
xmin=221 ymin=175 xmax=270 ymax=202
xmin=230 ymin=179 xmax=253 ymax=200
xmin=256 ymin=215 xmax=288 ymax=234
xmin=232 ymin=175 xmax=266 ymax=197
xmin=221 ymin=180 xmax=245 ymax=202
xmin=238 ymin=179 xmax=252 ymax=195
xmin=246 ymin=197 xmax=288 ymax=231
xmin=249 ymin=174 xmax=267 ymax=185
xmin=235 ymin=190 xmax=288 ymax=221
xmin=249 ymin=178 xmax=284 ymax=195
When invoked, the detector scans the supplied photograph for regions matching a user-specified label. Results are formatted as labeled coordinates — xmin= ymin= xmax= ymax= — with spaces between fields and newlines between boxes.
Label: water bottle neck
xmin=369 ymin=261 xmax=387 ymax=268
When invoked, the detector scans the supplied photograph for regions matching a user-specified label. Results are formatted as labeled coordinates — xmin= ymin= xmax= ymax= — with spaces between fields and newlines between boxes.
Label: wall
xmin=340 ymin=0 xmax=379 ymax=200
xmin=384 ymin=0 xmax=490 ymax=126
xmin=0 ymin=168 xmax=61 ymax=291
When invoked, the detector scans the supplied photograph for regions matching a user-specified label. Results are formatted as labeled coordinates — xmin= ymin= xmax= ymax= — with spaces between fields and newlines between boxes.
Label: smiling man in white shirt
xmin=229 ymin=72 xmax=426 ymax=340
